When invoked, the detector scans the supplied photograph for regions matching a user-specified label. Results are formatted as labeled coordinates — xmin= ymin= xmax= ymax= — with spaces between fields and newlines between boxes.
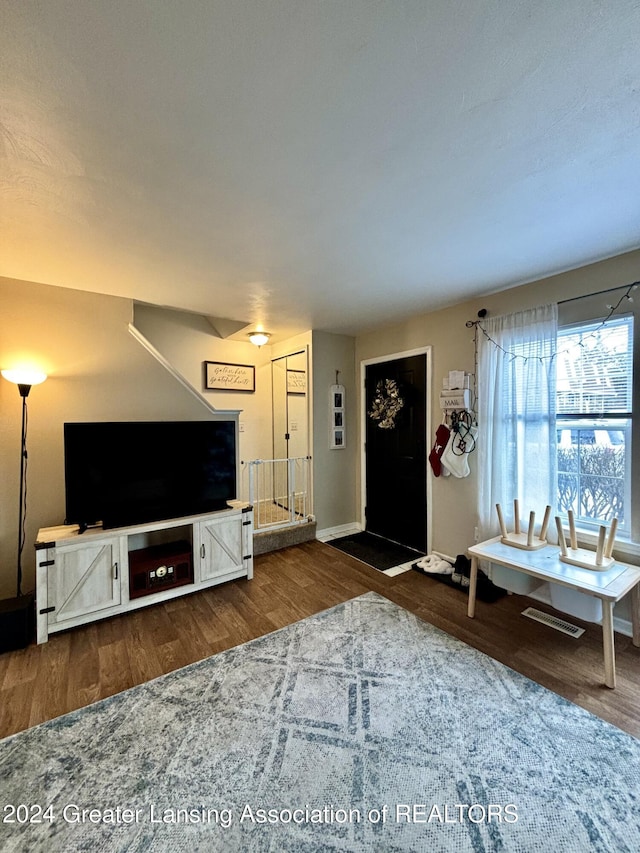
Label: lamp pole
xmin=1 ymin=369 xmax=47 ymax=602
xmin=16 ymin=385 xmax=30 ymax=598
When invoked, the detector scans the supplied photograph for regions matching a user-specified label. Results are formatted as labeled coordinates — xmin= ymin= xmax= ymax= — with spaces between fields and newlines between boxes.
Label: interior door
xmin=365 ymin=354 xmax=427 ymax=552
xmin=272 ymin=351 xmax=308 ymax=462
xmin=271 ymin=350 xmax=308 ymax=515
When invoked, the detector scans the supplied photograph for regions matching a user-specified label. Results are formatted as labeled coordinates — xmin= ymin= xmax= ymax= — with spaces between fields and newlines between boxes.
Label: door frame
xmin=360 ymin=346 xmax=433 ymax=552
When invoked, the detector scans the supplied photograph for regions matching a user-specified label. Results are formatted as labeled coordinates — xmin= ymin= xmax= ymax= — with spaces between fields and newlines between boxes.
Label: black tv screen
xmin=64 ymin=421 xmax=237 ymax=530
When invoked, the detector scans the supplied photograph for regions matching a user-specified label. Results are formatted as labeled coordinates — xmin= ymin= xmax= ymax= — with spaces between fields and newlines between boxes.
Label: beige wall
xmin=0 ymin=280 xmax=321 ymax=601
xmin=2 ymin=248 xmax=639 ymax=602
xmin=132 ymin=307 xmax=314 ymax=503
xmin=312 ymin=330 xmax=357 ymax=532
xmin=355 ymin=248 xmax=640 ymax=561
xmin=133 ymin=304 xmax=272 ymax=476
xmin=0 ymin=277 xmax=217 ymax=599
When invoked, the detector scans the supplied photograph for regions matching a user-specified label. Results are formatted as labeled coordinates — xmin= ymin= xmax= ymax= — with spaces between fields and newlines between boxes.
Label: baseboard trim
xmin=316 ymin=522 xmax=363 ymax=542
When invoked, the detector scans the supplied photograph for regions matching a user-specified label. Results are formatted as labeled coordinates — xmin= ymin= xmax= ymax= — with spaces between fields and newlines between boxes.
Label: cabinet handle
xmin=113 ymin=561 xmax=119 ymax=580
xmin=201 ymin=544 xmax=205 ymax=559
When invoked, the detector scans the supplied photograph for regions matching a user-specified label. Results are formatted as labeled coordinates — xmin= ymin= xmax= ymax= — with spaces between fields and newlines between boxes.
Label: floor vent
xmin=521 ymin=607 xmax=585 ymax=638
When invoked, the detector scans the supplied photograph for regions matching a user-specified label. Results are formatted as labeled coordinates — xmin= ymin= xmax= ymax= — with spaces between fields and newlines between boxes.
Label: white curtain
xmin=477 ymin=304 xmax=558 ymax=540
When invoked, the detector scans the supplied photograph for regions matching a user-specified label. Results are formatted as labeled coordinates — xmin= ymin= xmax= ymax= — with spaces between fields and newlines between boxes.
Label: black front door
xmin=365 ymin=354 xmax=427 ymax=553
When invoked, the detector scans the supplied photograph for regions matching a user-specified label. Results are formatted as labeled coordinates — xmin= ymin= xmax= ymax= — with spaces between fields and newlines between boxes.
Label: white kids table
xmin=467 ymin=536 xmax=640 ymax=688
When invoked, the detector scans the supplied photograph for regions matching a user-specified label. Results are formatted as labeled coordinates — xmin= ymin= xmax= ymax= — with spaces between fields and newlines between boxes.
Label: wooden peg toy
xmin=495 ymin=501 xmax=551 ymax=551
xmin=555 ymin=512 xmax=618 ymax=571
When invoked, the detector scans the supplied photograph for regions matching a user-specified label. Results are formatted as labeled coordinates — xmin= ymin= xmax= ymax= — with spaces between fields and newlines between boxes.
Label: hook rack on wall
xmin=439 ymin=370 xmax=474 ymax=427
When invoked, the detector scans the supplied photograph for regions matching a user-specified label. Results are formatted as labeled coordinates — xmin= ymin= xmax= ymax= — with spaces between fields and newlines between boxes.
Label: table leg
xmin=601 ymin=599 xmax=616 ymax=689
xmin=467 ymin=555 xmax=478 ymax=618
xmin=631 ymin=583 xmax=640 ymax=648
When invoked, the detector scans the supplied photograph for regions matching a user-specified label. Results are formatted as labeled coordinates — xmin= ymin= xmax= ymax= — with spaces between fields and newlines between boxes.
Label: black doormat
xmin=326 ymin=531 xmax=426 ymax=572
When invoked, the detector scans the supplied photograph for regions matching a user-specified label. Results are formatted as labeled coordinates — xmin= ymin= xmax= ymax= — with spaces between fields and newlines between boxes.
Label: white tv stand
xmin=34 ymin=504 xmax=253 ymax=644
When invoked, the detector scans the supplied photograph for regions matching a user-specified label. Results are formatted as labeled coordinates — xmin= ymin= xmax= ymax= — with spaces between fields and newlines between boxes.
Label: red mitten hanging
xmin=429 ymin=424 xmax=451 ymax=477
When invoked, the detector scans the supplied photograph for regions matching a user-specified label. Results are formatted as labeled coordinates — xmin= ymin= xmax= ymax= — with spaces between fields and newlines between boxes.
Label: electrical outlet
xmin=474 ymin=526 xmax=479 ymax=542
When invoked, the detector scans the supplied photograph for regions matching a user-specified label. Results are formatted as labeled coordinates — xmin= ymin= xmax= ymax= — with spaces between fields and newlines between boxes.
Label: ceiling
xmin=2 ymin=1 xmax=639 ymax=341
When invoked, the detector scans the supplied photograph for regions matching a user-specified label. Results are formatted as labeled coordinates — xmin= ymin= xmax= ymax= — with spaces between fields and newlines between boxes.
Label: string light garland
xmin=466 ymin=280 xmax=638 ymax=366
xmin=463 ymin=280 xmax=638 ymax=421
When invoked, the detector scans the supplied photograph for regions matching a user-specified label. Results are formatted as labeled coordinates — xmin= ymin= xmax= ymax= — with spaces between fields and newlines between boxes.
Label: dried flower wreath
xmin=368 ymin=378 xmax=404 ymax=429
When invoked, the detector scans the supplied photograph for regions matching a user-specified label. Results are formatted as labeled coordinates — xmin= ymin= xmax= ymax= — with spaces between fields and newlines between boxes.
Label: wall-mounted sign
xmin=204 ymin=361 xmax=255 ymax=392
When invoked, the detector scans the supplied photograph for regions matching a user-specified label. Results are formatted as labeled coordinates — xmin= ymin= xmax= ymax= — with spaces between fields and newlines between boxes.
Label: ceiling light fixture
xmin=248 ymin=332 xmax=271 ymax=347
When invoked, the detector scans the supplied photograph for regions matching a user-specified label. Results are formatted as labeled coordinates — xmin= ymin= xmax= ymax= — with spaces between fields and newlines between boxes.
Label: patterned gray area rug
xmin=1 ymin=592 xmax=639 ymax=852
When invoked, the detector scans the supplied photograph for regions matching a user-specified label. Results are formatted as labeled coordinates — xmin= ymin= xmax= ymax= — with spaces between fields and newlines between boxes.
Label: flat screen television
xmin=64 ymin=421 xmax=237 ymax=530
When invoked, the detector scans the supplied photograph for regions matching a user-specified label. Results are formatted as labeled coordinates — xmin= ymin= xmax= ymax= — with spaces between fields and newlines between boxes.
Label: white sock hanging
xmin=440 ymin=425 xmax=477 ymax=478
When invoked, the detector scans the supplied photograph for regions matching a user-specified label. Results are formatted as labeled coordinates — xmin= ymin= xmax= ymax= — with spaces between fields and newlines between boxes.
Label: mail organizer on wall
xmin=440 ymin=370 xmax=471 ymax=413
xmin=440 ymin=388 xmax=471 ymax=411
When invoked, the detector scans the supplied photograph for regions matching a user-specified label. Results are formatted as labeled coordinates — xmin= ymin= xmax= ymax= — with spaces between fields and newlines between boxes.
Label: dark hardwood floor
xmin=1 ymin=540 xmax=639 ymax=740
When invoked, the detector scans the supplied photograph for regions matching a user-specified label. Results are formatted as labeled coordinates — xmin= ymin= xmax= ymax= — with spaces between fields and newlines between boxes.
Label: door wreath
xmin=368 ymin=379 xmax=404 ymax=429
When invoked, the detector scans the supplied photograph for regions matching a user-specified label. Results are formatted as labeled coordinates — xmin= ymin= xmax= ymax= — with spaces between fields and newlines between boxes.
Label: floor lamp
xmin=0 ymin=368 xmax=47 ymax=652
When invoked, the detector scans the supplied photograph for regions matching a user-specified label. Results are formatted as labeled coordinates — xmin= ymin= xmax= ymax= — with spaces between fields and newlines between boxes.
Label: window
xmin=556 ymin=316 xmax=633 ymax=533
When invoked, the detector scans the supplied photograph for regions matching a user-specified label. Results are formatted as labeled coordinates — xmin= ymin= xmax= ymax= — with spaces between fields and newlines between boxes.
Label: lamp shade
xmin=1 ymin=368 xmax=48 ymax=387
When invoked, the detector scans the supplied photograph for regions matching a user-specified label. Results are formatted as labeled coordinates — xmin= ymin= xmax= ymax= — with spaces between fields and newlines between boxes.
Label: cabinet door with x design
xmin=44 ymin=538 xmax=122 ymax=628
xmin=195 ymin=514 xmax=248 ymax=582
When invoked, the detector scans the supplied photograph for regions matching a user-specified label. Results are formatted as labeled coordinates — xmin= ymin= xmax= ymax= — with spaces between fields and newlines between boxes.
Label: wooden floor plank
xmin=127 ymin=611 xmax=169 ymax=682
xmin=97 ymin=638 xmax=134 ymax=700
xmin=0 ymin=539 xmax=639 ymax=740
xmin=1 ymin=639 xmax=42 ymax=688
xmin=28 ymin=633 xmax=71 ymax=727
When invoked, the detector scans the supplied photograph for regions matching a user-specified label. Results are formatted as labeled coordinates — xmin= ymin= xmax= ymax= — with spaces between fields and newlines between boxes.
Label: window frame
xmin=555 ymin=307 xmax=637 ymax=544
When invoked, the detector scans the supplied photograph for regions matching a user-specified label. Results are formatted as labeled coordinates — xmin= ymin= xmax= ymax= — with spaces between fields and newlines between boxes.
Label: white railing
xmin=243 ymin=457 xmax=313 ymax=531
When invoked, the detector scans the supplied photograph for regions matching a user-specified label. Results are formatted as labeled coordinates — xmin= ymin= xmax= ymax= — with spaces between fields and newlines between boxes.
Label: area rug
xmin=1 ymin=592 xmax=639 ymax=852
xmin=325 ymin=531 xmax=425 ymax=571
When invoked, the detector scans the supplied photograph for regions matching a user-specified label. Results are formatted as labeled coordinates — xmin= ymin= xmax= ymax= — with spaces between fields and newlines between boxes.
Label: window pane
xmin=556 ymin=312 xmax=632 ymax=531
xmin=557 ymin=316 xmax=633 ymax=414
xmin=556 ymin=420 xmax=629 ymax=528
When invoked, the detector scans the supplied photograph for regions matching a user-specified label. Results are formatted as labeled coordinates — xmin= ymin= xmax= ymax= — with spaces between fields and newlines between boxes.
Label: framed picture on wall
xmin=204 ymin=361 xmax=255 ymax=392
xmin=330 ymin=383 xmax=345 ymax=449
